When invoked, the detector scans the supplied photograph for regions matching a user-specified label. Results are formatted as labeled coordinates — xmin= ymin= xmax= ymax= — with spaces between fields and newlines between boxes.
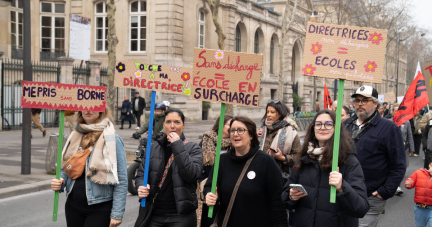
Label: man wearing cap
xmin=133 ymin=102 xmax=166 ymax=142
xmin=132 ymin=91 xmax=146 ymax=128
xmin=344 ymin=85 xmax=406 ymax=227
xmin=162 ymin=100 xmax=170 ymax=110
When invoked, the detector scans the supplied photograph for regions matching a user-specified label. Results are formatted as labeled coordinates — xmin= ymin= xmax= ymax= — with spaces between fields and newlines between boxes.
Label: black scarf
xmin=348 ymin=110 xmax=378 ymax=142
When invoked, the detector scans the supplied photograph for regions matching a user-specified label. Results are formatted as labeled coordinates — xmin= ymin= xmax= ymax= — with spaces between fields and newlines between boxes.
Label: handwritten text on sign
xmin=21 ymin=81 xmax=106 ymax=112
xmin=302 ymin=22 xmax=387 ymax=83
xmin=114 ymin=61 xmax=193 ymax=96
xmin=422 ymin=59 xmax=432 ymax=103
xmin=191 ymin=48 xmax=263 ymax=107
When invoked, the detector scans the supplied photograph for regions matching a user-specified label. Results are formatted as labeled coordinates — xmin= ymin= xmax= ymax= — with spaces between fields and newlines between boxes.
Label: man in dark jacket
xmin=131 ymin=91 xmax=146 ymax=128
xmin=344 ymin=85 xmax=406 ymax=227
xmin=421 ymin=118 xmax=432 ymax=169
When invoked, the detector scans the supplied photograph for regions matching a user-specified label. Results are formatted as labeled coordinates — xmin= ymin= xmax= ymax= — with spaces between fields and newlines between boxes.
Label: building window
xmin=254 ymin=31 xmax=259 ymax=54
xmin=40 ymin=2 xmax=66 ymax=61
xmin=270 ymin=37 xmax=274 ymax=74
xmin=235 ymin=25 xmax=241 ymax=52
xmin=11 ymin=0 xmax=23 ymax=58
xmin=95 ymin=2 xmax=107 ymax=52
xmin=130 ymin=1 xmax=147 ymax=52
xmin=198 ymin=10 xmax=205 ymax=48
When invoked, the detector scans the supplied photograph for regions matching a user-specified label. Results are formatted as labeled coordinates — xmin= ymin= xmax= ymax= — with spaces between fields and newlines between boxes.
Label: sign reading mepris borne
xmin=21 ymin=81 xmax=106 ymax=112
xmin=191 ymin=48 xmax=263 ymax=107
xmin=302 ymin=22 xmax=387 ymax=83
xmin=114 ymin=61 xmax=193 ymax=96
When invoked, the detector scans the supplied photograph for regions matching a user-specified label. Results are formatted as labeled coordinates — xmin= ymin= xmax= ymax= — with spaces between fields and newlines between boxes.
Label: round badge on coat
xmin=247 ymin=171 xmax=256 ymax=180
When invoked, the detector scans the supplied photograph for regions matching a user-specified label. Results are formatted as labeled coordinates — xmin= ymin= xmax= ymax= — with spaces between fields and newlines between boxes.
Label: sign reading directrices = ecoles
xmin=191 ymin=48 xmax=263 ymax=107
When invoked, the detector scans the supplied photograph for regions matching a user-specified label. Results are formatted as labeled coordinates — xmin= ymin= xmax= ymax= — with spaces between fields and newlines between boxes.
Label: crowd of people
xmin=50 ymin=84 xmax=432 ymax=227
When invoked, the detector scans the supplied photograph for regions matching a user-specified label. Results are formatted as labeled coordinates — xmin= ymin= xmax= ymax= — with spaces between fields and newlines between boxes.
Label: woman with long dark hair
xmin=282 ymin=110 xmax=369 ymax=227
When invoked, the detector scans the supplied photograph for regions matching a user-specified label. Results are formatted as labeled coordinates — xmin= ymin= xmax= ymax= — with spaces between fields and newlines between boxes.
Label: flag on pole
xmin=324 ymin=83 xmax=333 ymax=109
xmin=393 ymin=71 xmax=429 ymax=126
xmin=414 ymin=61 xmax=422 ymax=79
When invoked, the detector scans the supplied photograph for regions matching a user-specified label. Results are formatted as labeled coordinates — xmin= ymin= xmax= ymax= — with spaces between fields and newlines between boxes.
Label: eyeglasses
xmin=229 ymin=128 xmax=247 ymax=135
xmin=268 ymin=100 xmax=280 ymax=104
xmin=354 ymin=99 xmax=372 ymax=105
xmin=314 ymin=121 xmax=335 ymax=130
xmin=164 ymin=120 xmax=182 ymax=126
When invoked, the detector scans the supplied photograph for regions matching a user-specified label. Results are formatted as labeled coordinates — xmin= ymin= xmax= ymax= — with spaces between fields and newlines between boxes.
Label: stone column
xmin=0 ymin=52 xmax=3 ymax=131
xmin=87 ymin=60 xmax=102 ymax=86
xmin=57 ymin=57 xmax=75 ymax=84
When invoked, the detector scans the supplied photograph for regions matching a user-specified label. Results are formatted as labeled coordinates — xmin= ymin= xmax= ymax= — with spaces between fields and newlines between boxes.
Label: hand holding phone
xmin=289 ymin=184 xmax=308 ymax=201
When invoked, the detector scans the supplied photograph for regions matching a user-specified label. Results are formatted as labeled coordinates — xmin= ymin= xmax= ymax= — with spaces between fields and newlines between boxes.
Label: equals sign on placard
xmin=337 ymin=47 xmax=348 ymax=54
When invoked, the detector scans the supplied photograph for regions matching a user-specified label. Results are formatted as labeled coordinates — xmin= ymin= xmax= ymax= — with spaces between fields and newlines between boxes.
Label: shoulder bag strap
xmin=220 ymin=151 xmax=258 ymax=227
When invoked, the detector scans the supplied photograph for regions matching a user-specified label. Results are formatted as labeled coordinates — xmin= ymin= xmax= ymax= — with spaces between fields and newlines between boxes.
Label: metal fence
xmin=1 ymin=59 xmax=61 ymax=131
xmin=100 ymin=66 xmax=108 ymax=87
xmin=72 ymin=63 xmax=90 ymax=85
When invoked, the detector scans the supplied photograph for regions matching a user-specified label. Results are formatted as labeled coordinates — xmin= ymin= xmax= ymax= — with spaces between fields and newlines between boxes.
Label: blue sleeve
xmin=110 ymin=135 xmax=128 ymax=220
xmin=127 ymin=102 xmax=132 ymax=112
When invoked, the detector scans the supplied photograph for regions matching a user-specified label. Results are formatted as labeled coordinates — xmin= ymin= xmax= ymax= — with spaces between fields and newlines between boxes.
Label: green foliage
xmin=202 ymin=101 xmax=211 ymax=111
xmin=292 ymin=93 xmax=305 ymax=109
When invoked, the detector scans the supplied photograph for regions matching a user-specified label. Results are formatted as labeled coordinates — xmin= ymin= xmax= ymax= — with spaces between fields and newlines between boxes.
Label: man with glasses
xmin=344 ymin=85 xmax=406 ymax=227
xmin=133 ymin=102 xmax=166 ymax=142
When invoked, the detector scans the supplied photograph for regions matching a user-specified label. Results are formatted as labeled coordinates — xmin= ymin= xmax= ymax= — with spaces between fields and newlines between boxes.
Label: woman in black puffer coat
xmin=282 ymin=110 xmax=369 ymax=227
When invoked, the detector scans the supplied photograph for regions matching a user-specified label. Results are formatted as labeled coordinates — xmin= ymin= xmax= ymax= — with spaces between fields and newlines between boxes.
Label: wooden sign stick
xmin=330 ymin=79 xmax=344 ymax=203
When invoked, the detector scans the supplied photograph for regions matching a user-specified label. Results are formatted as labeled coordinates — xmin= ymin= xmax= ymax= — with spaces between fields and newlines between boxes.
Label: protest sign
xmin=114 ymin=61 xmax=193 ymax=96
xmin=384 ymin=91 xmax=396 ymax=103
xmin=422 ymin=59 xmax=432 ymax=103
xmin=378 ymin=95 xmax=384 ymax=103
xmin=191 ymin=48 xmax=263 ymax=107
xmin=302 ymin=22 xmax=387 ymax=84
xmin=21 ymin=81 xmax=106 ymax=112
xmin=69 ymin=14 xmax=91 ymax=61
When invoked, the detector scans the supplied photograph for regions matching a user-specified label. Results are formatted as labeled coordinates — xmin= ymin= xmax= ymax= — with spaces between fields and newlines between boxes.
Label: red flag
xmin=393 ymin=71 xmax=429 ymax=126
xmin=324 ymin=83 xmax=333 ymax=109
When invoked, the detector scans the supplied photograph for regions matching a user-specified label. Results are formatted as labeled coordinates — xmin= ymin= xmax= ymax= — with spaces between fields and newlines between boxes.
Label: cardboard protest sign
xmin=191 ymin=48 xmax=263 ymax=107
xmin=114 ymin=61 xmax=193 ymax=96
xmin=21 ymin=81 xmax=106 ymax=112
xmin=384 ymin=91 xmax=396 ymax=103
xmin=302 ymin=22 xmax=387 ymax=83
xmin=378 ymin=95 xmax=384 ymax=103
xmin=422 ymin=59 xmax=432 ymax=103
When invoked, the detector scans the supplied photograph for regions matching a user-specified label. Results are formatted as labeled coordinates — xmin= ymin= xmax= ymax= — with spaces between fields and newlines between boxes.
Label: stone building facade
xmin=0 ymin=0 xmax=314 ymax=121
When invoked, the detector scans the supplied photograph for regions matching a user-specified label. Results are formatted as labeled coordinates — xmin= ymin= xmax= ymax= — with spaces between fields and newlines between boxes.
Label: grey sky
xmin=411 ymin=0 xmax=432 ymax=35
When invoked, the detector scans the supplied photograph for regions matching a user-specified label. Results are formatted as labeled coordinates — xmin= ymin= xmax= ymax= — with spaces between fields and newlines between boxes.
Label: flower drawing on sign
xmin=183 ymin=88 xmax=191 ymax=96
xmin=364 ymin=61 xmax=377 ymax=72
xmin=116 ymin=62 xmax=126 ymax=73
xmin=181 ymin=72 xmax=191 ymax=91
xmin=311 ymin=42 xmax=322 ymax=55
xmin=134 ymin=70 xmax=142 ymax=78
xmin=302 ymin=64 xmax=316 ymax=76
xmin=215 ymin=51 xmax=224 ymax=60
xmin=368 ymin=32 xmax=383 ymax=45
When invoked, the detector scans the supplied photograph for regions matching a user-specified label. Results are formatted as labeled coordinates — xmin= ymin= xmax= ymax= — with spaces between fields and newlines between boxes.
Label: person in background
xmin=198 ymin=115 xmax=233 ymax=227
xmin=50 ymin=106 xmax=127 ymax=227
xmin=404 ymin=161 xmax=432 ymax=227
xmin=205 ymin=116 xmax=288 ymax=227
xmin=419 ymin=105 xmax=432 ymax=131
xmin=349 ymin=104 xmax=355 ymax=117
xmin=422 ymin=118 xmax=432 ymax=169
xmin=135 ymin=108 xmax=203 ymax=227
xmin=283 ymin=110 xmax=369 ymax=227
xmin=131 ymin=91 xmax=146 ymax=129
xmin=341 ymin=106 xmax=350 ymax=122
xmin=133 ymin=102 xmax=166 ymax=142
xmin=315 ymin=99 xmax=320 ymax=112
xmin=119 ymin=96 xmax=134 ymax=130
xmin=344 ymin=86 xmax=406 ymax=227
xmin=413 ymin=111 xmax=423 ymax=157
xmin=331 ymin=100 xmax=338 ymax=112
xmin=378 ymin=105 xmax=384 ymax=117
xmin=31 ymin=108 xmax=46 ymax=138
xmin=257 ymin=100 xmax=301 ymax=184
xmin=162 ymin=100 xmax=171 ymax=110
xmin=383 ymin=102 xmax=389 ymax=116
xmin=64 ymin=110 xmax=76 ymax=134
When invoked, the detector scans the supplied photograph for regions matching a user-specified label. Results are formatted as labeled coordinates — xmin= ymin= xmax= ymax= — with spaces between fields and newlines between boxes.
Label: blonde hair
xmin=76 ymin=106 xmax=113 ymax=149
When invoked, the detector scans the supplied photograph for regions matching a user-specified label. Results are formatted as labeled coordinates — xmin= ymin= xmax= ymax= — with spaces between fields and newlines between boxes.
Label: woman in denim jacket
xmin=51 ymin=106 xmax=128 ymax=227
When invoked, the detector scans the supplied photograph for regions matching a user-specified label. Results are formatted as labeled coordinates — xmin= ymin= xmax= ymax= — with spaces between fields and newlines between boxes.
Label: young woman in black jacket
xmin=205 ymin=116 xmax=288 ymax=227
xmin=282 ymin=110 xmax=369 ymax=227
xmin=134 ymin=108 xmax=203 ymax=227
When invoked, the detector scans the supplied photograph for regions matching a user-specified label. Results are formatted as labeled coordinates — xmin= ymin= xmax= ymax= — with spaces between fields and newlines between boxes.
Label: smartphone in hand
xmin=269 ymin=148 xmax=278 ymax=153
xmin=289 ymin=184 xmax=308 ymax=195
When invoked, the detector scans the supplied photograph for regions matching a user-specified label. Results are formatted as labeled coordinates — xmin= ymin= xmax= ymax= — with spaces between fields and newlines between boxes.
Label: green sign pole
xmin=208 ymin=103 xmax=226 ymax=218
xmin=330 ymin=79 xmax=344 ymax=203
xmin=53 ymin=110 xmax=65 ymax=221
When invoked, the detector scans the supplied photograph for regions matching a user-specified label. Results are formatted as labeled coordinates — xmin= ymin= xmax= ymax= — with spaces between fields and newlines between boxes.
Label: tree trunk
xmin=106 ymin=0 xmax=118 ymax=116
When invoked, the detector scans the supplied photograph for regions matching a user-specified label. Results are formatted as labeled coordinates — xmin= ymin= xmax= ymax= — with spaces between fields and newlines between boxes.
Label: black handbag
xmin=134 ymin=193 xmax=158 ymax=227
xmin=121 ymin=108 xmax=128 ymax=114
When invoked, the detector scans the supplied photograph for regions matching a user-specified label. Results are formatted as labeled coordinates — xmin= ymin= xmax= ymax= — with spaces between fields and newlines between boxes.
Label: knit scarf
xmin=62 ymin=118 xmax=118 ymax=185
xmin=259 ymin=116 xmax=297 ymax=155
xmin=307 ymin=142 xmax=324 ymax=161
xmin=202 ymin=130 xmax=231 ymax=166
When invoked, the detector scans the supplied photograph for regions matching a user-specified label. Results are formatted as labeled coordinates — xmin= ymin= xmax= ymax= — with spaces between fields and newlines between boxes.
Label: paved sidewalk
xmin=0 ymin=118 xmax=305 ymax=199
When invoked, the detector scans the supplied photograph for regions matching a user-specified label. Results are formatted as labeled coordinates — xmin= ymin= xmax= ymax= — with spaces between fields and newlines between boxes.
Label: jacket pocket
xmin=361 ymin=135 xmax=379 ymax=154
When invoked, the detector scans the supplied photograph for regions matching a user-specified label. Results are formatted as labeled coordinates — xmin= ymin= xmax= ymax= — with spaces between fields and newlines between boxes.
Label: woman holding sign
xmin=257 ymin=100 xmax=301 ymax=183
xmin=282 ymin=110 xmax=369 ymax=227
xmin=134 ymin=108 xmax=203 ymax=227
xmin=50 ymin=107 xmax=128 ymax=227
xmin=205 ymin=116 xmax=288 ymax=227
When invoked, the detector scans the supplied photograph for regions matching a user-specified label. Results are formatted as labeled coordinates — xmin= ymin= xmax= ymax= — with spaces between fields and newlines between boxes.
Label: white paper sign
xmin=378 ymin=95 xmax=384 ymax=103
xmin=69 ymin=14 xmax=91 ymax=61
xmin=397 ymin=96 xmax=404 ymax=104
